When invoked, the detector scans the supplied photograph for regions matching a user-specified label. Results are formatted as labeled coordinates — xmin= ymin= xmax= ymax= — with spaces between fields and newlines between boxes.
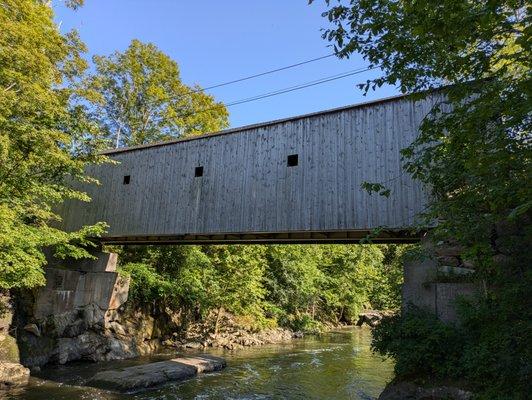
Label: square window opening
xmin=123 ymin=175 xmax=130 ymax=185
xmin=195 ymin=166 xmax=204 ymax=177
xmin=287 ymin=154 xmax=298 ymax=167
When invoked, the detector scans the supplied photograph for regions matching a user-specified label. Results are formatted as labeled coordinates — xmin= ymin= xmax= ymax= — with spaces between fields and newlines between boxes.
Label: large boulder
xmin=23 ymin=323 xmax=41 ymax=337
xmin=55 ymin=331 xmax=137 ymax=364
xmin=0 ymin=295 xmax=30 ymax=391
xmin=357 ymin=311 xmax=384 ymax=327
xmin=378 ymin=381 xmax=472 ymax=400
xmin=87 ymin=355 xmax=226 ymax=393
xmin=0 ymin=333 xmax=20 ymax=364
xmin=0 ymin=362 xmax=29 ymax=390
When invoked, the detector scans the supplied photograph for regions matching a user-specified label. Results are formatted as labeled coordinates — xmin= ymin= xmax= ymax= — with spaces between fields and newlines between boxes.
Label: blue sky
xmin=54 ymin=0 xmax=399 ymax=129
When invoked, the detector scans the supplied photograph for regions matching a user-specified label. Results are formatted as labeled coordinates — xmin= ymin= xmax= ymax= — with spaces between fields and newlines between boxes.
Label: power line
xmin=111 ymin=64 xmax=380 ymax=147
xmin=152 ymin=53 xmax=336 ymax=106
xmin=200 ymin=53 xmax=336 ymax=91
xmin=225 ymin=66 xmax=378 ymax=106
xmin=176 ymin=65 xmax=379 ymax=120
xmin=153 ymin=53 xmax=337 ymax=105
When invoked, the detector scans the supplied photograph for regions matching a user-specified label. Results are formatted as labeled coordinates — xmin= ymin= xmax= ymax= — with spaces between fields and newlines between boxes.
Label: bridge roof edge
xmin=100 ymin=88 xmax=441 ymax=156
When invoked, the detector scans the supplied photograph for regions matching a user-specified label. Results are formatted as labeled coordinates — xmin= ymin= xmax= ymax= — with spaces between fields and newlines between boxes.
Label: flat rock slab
xmin=0 ymin=362 xmax=30 ymax=390
xmin=87 ymin=355 xmax=226 ymax=393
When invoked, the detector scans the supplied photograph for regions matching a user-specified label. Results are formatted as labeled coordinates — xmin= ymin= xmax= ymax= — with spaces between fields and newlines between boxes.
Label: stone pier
xmin=14 ymin=251 xmax=132 ymax=367
xmin=33 ymin=251 xmax=127 ymax=320
xmin=402 ymin=241 xmax=477 ymax=323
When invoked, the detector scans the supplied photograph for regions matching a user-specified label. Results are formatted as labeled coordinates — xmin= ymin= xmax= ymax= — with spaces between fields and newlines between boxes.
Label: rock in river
xmin=0 ymin=362 xmax=30 ymax=390
xmin=87 ymin=355 xmax=226 ymax=393
xmin=378 ymin=381 xmax=473 ymax=400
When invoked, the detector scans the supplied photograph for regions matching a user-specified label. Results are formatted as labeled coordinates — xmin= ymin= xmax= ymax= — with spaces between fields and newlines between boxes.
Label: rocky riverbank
xmin=0 ymin=294 xmax=29 ymax=390
xmin=8 ymin=275 xmax=384 ymax=374
xmin=13 ymin=299 xmax=302 ymax=369
xmin=165 ymin=326 xmax=302 ymax=351
xmin=159 ymin=310 xmax=303 ymax=351
xmin=10 ymin=282 xmax=303 ymax=371
xmin=2 ymin=255 xmax=387 ymax=393
xmin=378 ymin=381 xmax=473 ymax=400
xmin=4 ymin=255 xmax=309 ymax=373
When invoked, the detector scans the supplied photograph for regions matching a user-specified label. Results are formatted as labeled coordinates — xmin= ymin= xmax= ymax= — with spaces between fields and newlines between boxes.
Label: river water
xmin=5 ymin=327 xmax=393 ymax=400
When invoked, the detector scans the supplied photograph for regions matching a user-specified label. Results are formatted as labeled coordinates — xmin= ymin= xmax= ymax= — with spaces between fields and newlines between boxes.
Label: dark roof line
xmin=100 ymin=90 xmax=427 ymax=155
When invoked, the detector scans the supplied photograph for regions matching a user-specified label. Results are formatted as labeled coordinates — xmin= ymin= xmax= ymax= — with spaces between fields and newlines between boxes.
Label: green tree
xmin=319 ymin=245 xmax=385 ymax=323
xmin=83 ymin=39 xmax=229 ymax=148
xmin=119 ymin=246 xmax=211 ymax=313
xmin=314 ymin=1 xmax=531 ymax=397
xmin=120 ymin=245 xmax=268 ymax=334
xmin=264 ymin=245 xmax=324 ymax=329
xmin=0 ymin=0 xmax=106 ymax=290
xmin=366 ymin=245 xmax=406 ymax=311
xmin=314 ymin=1 xmax=530 ymax=246
xmin=120 ymin=242 xmax=406 ymax=333
xmin=202 ymin=245 xmax=267 ymax=334
xmin=262 ymin=245 xmax=403 ymax=330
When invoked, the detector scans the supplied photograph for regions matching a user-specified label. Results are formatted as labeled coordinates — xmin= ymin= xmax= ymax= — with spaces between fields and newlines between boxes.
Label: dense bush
xmin=117 ymin=244 xmax=405 ymax=333
xmin=366 ymin=245 xmax=406 ymax=311
xmin=119 ymin=262 xmax=178 ymax=307
xmin=372 ymin=309 xmax=465 ymax=380
xmin=373 ymin=295 xmax=532 ymax=399
xmin=458 ymin=287 xmax=532 ymax=399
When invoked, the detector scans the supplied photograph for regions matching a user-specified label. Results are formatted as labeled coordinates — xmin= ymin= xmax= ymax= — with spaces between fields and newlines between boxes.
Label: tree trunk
xmin=337 ymin=306 xmax=344 ymax=324
xmin=115 ymin=125 xmax=121 ymax=148
xmin=214 ymin=306 xmax=224 ymax=338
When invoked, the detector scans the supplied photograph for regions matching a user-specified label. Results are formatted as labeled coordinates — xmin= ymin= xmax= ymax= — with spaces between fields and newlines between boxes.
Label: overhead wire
xmin=153 ymin=53 xmax=338 ymax=105
xmin=110 ymin=54 xmax=381 ymax=147
xmin=200 ymin=53 xmax=337 ymax=92
xmin=171 ymin=65 xmax=380 ymax=120
xmin=225 ymin=66 xmax=379 ymax=107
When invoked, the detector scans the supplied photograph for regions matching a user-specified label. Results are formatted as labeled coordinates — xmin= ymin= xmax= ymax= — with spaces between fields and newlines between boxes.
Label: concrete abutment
xmin=402 ymin=240 xmax=477 ymax=323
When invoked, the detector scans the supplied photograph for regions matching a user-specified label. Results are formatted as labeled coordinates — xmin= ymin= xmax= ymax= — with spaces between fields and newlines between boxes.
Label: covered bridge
xmin=59 ymin=92 xmax=442 ymax=244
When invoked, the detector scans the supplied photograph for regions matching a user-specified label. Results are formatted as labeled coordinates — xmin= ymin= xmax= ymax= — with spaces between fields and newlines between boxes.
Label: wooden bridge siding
xmin=60 ymin=94 xmax=439 ymax=239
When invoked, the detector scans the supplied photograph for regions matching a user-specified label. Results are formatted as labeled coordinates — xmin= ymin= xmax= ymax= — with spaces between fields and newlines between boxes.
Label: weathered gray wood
xmin=59 ymin=93 xmax=441 ymax=243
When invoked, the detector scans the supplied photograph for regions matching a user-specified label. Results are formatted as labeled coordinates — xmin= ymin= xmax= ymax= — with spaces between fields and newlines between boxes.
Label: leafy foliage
xmin=372 ymin=310 xmax=465 ymax=380
xmin=360 ymin=182 xmax=390 ymax=198
xmin=119 ymin=244 xmax=405 ymax=332
xmin=457 ymin=288 xmax=532 ymax=399
xmin=373 ymin=300 xmax=531 ymax=399
xmin=314 ymin=0 xmax=531 ymax=397
xmin=0 ymin=0 xmax=106 ymax=290
xmin=119 ymin=245 xmax=267 ymax=320
xmin=120 ymin=262 xmax=177 ymax=306
xmin=367 ymin=245 xmax=406 ymax=310
xmin=318 ymin=245 xmax=384 ymax=323
xmin=80 ymin=40 xmax=229 ymax=148
xmin=263 ymin=245 xmax=324 ymax=327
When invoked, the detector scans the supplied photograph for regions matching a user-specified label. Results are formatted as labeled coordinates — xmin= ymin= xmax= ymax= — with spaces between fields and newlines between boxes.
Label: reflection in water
xmin=5 ymin=327 xmax=393 ymax=400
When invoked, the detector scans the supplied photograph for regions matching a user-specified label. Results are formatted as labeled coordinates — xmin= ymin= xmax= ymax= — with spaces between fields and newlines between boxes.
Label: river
xmin=5 ymin=327 xmax=393 ymax=400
